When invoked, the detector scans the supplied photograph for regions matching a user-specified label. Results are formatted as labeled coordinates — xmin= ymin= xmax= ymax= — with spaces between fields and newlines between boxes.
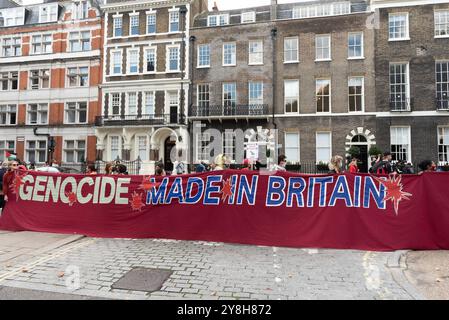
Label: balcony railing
xmin=390 ymin=98 xmax=413 ymax=112
xmin=189 ymin=104 xmax=269 ymax=118
xmin=95 ymin=114 xmax=186 ymax=127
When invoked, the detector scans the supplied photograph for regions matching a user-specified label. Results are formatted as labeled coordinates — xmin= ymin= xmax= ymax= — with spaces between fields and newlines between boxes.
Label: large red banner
xmin=1 ymin=170 xmax=448 ymax=251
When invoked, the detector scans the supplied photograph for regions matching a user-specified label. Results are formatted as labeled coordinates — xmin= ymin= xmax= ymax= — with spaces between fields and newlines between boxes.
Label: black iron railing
xmin=95 ymin=114 xmax=186 ymax=126
xmin=389 ymin=98 xmax=413 ymax=112
xmin=189 ymin=104 xmax=269 ymax=117
xmin=94 ymin=158 xmax=142 ymax=175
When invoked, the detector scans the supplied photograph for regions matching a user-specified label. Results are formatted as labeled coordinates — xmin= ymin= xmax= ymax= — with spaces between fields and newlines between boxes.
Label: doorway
xmin=164 ymin=137 xmax=176 ymax=173
xmin=351 ymin=135 xmax=369 ymax=173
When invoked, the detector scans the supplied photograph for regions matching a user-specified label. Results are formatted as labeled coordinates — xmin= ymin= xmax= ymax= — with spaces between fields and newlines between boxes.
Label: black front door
xmin=358 ymin=145 xmax=369 ymax=173
xmin=164 ymin=137 xmax=175 ymax=173
xmin=170 ymin=106 xmax=178 ymax=124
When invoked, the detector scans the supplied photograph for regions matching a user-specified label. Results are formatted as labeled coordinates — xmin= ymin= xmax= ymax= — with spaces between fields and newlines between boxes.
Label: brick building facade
xmin=0 ymin=0 xmax=103 ymax=169
xmin=96 ymin=0 xmax=207 ymax=174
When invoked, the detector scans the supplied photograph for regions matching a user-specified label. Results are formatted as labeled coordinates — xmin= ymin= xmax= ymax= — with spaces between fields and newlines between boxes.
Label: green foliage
xmin=348 ymin=146 xmax=361 ymax=157
xmin=369 ymin=145 xmax=382 ymax=156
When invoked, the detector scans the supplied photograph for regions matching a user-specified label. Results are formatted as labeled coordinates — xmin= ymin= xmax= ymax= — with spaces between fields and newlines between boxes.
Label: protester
xmin=328 ymin=155 xmax=344 ymax=174
xmin=115 ymin=164 xmax=128 ymax=175
xmin=155 ymin=162 xmax=166 ymax=176
xmin=172 ymin=161 xmax=186 ymax=175
xmin=241 ymin=159 xmax=252 ymax=171
xmin=271 ymin=155 xmax=287 ymax=172
xmin=195 ymin=162 xmax=206 ymax=173
xmin=349 ymin=157 xmax=359 ymax=173
xmin=0 ymin=161 xmax=9 ymax=211
xmin=86 ymin=164 xmax=98 ymax=175
xmin=213 ymin=154 xmax=227 ymax=171
xmin=370 ymin=152 xmax=394 ymax=174
xmin=418 ymin=160 xmax=437 ymax=174
xmin=105 ymin=162 xmax=114 ymax=175
xmin=2 ymin=160 xmax=19 ymax=204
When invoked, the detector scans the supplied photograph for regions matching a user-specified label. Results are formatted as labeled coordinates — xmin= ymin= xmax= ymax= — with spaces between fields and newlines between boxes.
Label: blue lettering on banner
xmin=236 ymin=175 xmax=258 ymax=205
xmin=165 ymin=177 xmax=184 ymax=204
xmin=203 ymin=175 xmax=222 ymax=205
xmin=314 ymin=176 xmax=334 ymax=207
xmin=287 ymin=177 xmax=306 ymax=207
xmin=364 ymin=177 xmax=386 ymax=209
xmin=146 ymin=177 xmax=169 ymax=205
xmin=184 ymin=177 xmax=204 ymax=204
xmin=266 ymin=176 xmax=286 ymax=207
xmin=329 ymin=175 xmax=353 ymax=207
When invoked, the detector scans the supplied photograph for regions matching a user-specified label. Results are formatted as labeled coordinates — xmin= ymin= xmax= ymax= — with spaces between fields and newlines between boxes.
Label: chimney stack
xmin=212 ymin=1 xmax=219 ymax=12
xmin=270 ymin=0 xmax=277 ymax=20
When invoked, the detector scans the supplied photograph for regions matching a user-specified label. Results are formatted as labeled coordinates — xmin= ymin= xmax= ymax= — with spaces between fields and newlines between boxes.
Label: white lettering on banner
xmin=19 ymin=175 xmax=34 ymax=201
xmin=18 ymin=175 xmax=131 ymax=206
xmin=32 ymin=176 xmax=47 ymax=202
xmin=77 ymin=177 xmax=94 ymax=204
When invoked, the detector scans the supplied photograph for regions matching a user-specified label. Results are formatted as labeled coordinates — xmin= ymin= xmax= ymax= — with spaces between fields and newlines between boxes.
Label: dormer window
xmin=1 ymin=7 xmax=25 ymax=27
xmin=207 ymin=14 xmax=229 ymax=27
xmin=39 ymin=4 xmax=58 ymax=23
xmin=73 ymin=1 xmax=89 ymax=20
xmin=241 ymin=11 xmax=255 ymax=23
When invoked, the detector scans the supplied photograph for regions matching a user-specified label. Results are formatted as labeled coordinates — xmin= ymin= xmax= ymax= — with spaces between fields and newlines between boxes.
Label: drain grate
xmin=111 ymin=268 xmax=173 ymax=293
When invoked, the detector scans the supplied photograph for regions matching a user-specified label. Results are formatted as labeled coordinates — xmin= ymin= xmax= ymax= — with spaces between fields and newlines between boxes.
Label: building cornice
xmin=101 ymin=0 xmax=190 ymax=12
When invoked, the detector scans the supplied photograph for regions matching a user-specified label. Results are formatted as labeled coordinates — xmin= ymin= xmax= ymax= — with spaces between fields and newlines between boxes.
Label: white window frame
xmin=222 ymin=83 xmax=237 ymax=110
xmin=27 ymin=104 xmax=49 ymax=125
xmin=438 ymin=126 xmax=449 ymax=164
xmin=284 ymin=37 xmax=299 ymax=63
xmin=435 ymin=10 xmax=449 ymax=38
xmin=39 ymin=3 xmax=58 ymax=24
xmin=196 ymin=132 xmax=211 ymax=162
xmin=348 ymin=32 xmax=364 ymax=59
xmin=169 ymin=9 xmax=180 ymax=33
xmin=129 ymin=13 xmax=140 ymax=36
xmin=143 ymin=91 xmax=156 ymax=116
xmin=284 ymin=80 xmax=299 ymax=114
xmin=348 ymin=76 xmax=365 ymax=113
xmin=25 ymin=140 xmax=47 ymax=164
xmin=109 ymin=135 xmax=121 ymax=161
xmin=249 ymin=40 xmax=264 ymax=65
xmin=166 ymin=44 xmax=180 ymax=72
xmin=29 ymin=69 xmax=50 ymax=90
xmin=63 ymin=139 xmax=86 ymax=164
xmin=241 ymin=11 xmax=256 ymax=23
xmin=315 ymin=34 xmax=331 ymax=61
xmin=113 ymin=15 xmax=123 ymax=38
xmin=135 ymin=135 xmax=149 ymax=161
xmin=126 ymin=92 xmax=138 ymax=115
xmin=0 ymin=105 xmax=17 ymax=126
xmin=2 ymin=8 xmax=25 ymax=27
xmin=109 ymin=93 xmax=122 ymax=117
xmin=197 ymin=44 xmax=210 ymax=68
xmin=388 ymin=12 xmax=410 ymax=41
xmin=316 ymin=132 xmax=332 ymax=164
xmin=31 ymin=34 xmax=52 ymax=55
xmin=316 ymin=79 xmax=331 ymax=113
xmin=248 ymin=82 xmax=264 ymax=106
xmin=390 ymin=126 xmax=411 ymax=163
xmin=127 ymin=47 xmax=140 ymax=74
xmin=64 ymin=102 xmax=88 ymax=124
xmin=146 ymin=12 xmax=157 ymax=34
xmin=285 ymin=132 xmax=300 ymax=164
xmin=110 ymin=49 xmax=123 ymax=75
xmin=1 ymin=36 xmax=22 ymax=57
xmin=72 ymin=1 xmax=89 ymax=20
xmin=0 ymin=71 xmax=18 ymax=91
xmin=68 ymin=31 xmax=91 ymax=52
xmin=223 ymin=42 xmax=236 ymax=67
xmin=143 ymin=46 xmax=157 ymax=73
xmin=207 ymin=14 xmax=229 ymax=26
xmin=436 ymin=60 xmax=449 ymax=110
xmin=66 ymin=66 xmax=89 ymax=87
xmin=223 ymin=131 xmax=236 ymax=162
xmin=0 ymin=140 xmax=15 ymax=162
xmin=389 ymin=62 xmax=410 ymax=111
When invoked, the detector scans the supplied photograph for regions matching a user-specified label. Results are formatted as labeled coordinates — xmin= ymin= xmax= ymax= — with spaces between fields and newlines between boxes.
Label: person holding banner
xmin=2 ymin=160 xmax=19 ymax=205
xmin=328 ymin=155 xmax=344 ymax=174
xmin=271 ymin=155 xmax=287 ymax=172
xmin=0 ymin=161 xmax=8 ymax=212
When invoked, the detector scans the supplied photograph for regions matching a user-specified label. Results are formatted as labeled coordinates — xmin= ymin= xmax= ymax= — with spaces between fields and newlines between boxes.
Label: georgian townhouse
xmin=191 ymin=0 xmax=377 ymax=172
xmin=0 ymin=0 xmax=103 ymax=170
xmin=97 ymin=0 xmax=207 ymax=174
xmin=371 ymin=0 xmax=449 ymax=166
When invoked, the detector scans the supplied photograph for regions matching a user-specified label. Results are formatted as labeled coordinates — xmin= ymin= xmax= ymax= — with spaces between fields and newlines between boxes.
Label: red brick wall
xmin=17 ymin=104 xmax=26 ymax=125
xmin=49 ymin=103 xmax=64 ymax=125
xmin=87 ymin=136 xmax=97 ymax=162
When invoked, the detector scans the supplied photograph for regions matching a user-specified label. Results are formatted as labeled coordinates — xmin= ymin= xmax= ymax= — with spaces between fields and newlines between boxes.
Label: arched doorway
xmin=350 ymin=135 xmax=369 ymax=173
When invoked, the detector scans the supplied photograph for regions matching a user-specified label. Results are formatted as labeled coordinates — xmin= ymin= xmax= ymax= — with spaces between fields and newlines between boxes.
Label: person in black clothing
xmin=0 ymin=161 xmax=8 ymax=211
xmin=370 ymin=152 xmax=394 ymax=174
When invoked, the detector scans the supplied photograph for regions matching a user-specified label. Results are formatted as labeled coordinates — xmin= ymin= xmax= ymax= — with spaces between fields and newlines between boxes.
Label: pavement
xmin=0 ymin=230 xmax=433 ymax=300
xmin=403 ymin=251 xmax=449 ymax=300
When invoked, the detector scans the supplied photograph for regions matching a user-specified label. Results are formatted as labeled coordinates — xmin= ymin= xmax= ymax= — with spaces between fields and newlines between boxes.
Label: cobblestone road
xmin=0 ymin=237 xmax=418 ymax=300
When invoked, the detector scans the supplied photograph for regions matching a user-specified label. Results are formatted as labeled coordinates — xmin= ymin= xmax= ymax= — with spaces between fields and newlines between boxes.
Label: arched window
xmin=352 ymin=135 xmax=367 ymax=143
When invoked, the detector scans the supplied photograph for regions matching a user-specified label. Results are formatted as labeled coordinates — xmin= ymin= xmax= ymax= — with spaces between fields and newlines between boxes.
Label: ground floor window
xmin=26 ymin=140 xmax=47 ymax=163
xmin=64 ymin=139 xmax=86 ymax=163
xmin=223 ymin=131 xmax=235 ymax=163
xmin=390 ymin=126 xmax=411 ymax=162
xmin=136 ymin=135 xmax=148 ymax=161
xmin=110 ymin=136 xmax=121 ymax=161
xmin=438 ymin=127 xmax=449 ymax=163
xmin=0 ymin=140 xmax=15 ymax=162
xmin=285 ymin=132 xmax=300 ymax=163
xmin=316 ymin=132 xmax=331 ymax=163
xmin=196 ymin=133 xmax=211 ymax=162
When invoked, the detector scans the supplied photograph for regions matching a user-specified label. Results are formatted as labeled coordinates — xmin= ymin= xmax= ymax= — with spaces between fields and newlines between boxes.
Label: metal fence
xmin=94 ymin=158 xmax=142 ymax=175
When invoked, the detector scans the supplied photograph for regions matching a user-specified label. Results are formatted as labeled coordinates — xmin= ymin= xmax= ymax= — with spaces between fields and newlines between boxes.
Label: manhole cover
xmin=111 ymin=268 xmax=173 ymax=292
